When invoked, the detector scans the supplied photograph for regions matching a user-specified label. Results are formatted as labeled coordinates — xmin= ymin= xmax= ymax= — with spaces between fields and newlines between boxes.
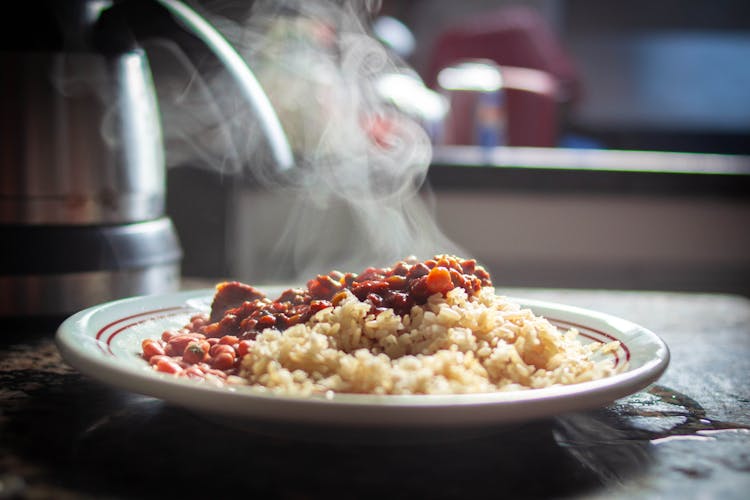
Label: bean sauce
xmin=141 ymin=255 xmax=492 ymax=380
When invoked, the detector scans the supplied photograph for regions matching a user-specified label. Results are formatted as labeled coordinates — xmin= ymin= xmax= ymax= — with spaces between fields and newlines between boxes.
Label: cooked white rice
xmin=238 ymin=287 xmax=622 ymax=395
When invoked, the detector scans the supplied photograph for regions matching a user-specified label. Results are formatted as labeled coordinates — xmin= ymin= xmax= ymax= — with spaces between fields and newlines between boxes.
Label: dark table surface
xmin=2 ymin=286 xmax=749 ymax=499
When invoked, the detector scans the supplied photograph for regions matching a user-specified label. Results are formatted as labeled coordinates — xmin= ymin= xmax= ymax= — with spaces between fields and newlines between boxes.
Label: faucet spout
xmin=156 ymin=0 xmax=295 ymax=171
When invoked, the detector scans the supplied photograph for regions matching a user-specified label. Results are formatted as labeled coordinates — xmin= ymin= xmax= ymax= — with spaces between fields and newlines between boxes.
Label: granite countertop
xmin=1 ymin=286 xmax=749 ymax=499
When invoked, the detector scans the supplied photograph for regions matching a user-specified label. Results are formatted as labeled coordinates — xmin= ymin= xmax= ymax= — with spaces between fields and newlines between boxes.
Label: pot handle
xmin=155 ymin=0 xmax=294 ymax=172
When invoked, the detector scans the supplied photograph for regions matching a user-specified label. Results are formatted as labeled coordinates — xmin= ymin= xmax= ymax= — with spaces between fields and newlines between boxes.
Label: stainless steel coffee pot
xmin=0 ymin=0 xmax=292 ymax=317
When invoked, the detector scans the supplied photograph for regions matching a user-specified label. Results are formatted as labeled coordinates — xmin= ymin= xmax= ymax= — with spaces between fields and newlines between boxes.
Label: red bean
xmin=183 ymin=340 xmax=209 ymax=364
xmin=155 ymin=358 xmax=182 ymax=374
xmin=269 ymin=301 xmax=290 ymax=315
xmin=475 ymin=267 xmax=491 ymax=285
xmin=239 ymin=317 xmax=258 ymax=332
xmin=391 ymin=261 xmax=410 ymax=276
xmin=256 ymin=314 xmax=276 ymax=329
xmin=351 ymin=280 xmax=389 ymax=300
xmin=406 ymin=263 xmax=429 ymax=280
xmin=209 ymin=344 xmax=234 ymax=357
xmin=460 ymin=259 xmax=476 ymax=274
xmin=449 ymin=268 xmax=464 ymax=286
xmin=355 ymin=267 xmax=382 ymax=282
xmin=309 ymin=300 xmax=332 ymax=315
xmin=386 ymin=275 xmax=407 ymax=290
xmin=389 ymin=292 xmax=412 ymax=315
xmin=167 ymin=333 xmax=204 ymax=356
xmin=409 ymin=276 xmax=429 ymax=300
xmin=366 ymin=293 xmax=384 ymax=308
xmin=237 ymin=340 xmax=253 ymax=357
xmin=149 ymin=354 xmax=168 ymax=366
xmin=188 ymin=314 xmax=208 ymax=330
xmin=211 ymin=352 xmax=235 ymax=370
xmin=182 ymin=365 xmax=205 ymax=380
xmin=141 ymin=339 xmax=165 ymax=360
xmin=308 ymin=275 xmax=342 ymax=300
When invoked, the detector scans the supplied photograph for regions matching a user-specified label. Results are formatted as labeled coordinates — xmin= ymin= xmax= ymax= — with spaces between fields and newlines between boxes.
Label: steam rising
xmin=156 ymin=0 xmax=462 ymax=279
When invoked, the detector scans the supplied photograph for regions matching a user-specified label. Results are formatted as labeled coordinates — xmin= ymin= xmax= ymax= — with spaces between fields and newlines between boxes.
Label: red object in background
xmin=503 ymin=66 xmax=560 ymax=148
xmin=426 ymin=6 xmax=580 ymax=147
xmin=439 ymin=65 xmax=560 ymax=148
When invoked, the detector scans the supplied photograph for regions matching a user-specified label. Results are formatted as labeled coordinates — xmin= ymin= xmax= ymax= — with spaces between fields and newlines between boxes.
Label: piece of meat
xmin=209 ymin=281 xmax=266 ymax=322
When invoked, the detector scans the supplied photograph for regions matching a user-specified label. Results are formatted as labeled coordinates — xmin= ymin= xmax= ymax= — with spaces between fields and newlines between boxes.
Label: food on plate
xmin=141 ymin=255 xmax=623 ymax=394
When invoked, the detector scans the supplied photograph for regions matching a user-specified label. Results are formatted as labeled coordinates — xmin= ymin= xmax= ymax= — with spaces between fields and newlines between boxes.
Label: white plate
xmin=56 ymin=287 xmax=669 ymax=428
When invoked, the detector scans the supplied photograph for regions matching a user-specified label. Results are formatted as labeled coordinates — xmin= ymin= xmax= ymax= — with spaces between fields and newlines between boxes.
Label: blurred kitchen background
xmin=166 ymin=0 xmax=750 ymax=295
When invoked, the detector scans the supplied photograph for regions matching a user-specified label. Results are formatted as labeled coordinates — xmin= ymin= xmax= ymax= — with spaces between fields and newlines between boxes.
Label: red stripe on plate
xmin=95 ymin=306 xmax=187 ymax=341
xmin=550 ymin=318 xmax=631 ymax=363
xmin=95 ymin=306 xmax=190 ymax=355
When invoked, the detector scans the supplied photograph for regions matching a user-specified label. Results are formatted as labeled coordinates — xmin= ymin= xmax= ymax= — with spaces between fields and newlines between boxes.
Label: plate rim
xmin=55 ymin=288 xmax=670 ymax=426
